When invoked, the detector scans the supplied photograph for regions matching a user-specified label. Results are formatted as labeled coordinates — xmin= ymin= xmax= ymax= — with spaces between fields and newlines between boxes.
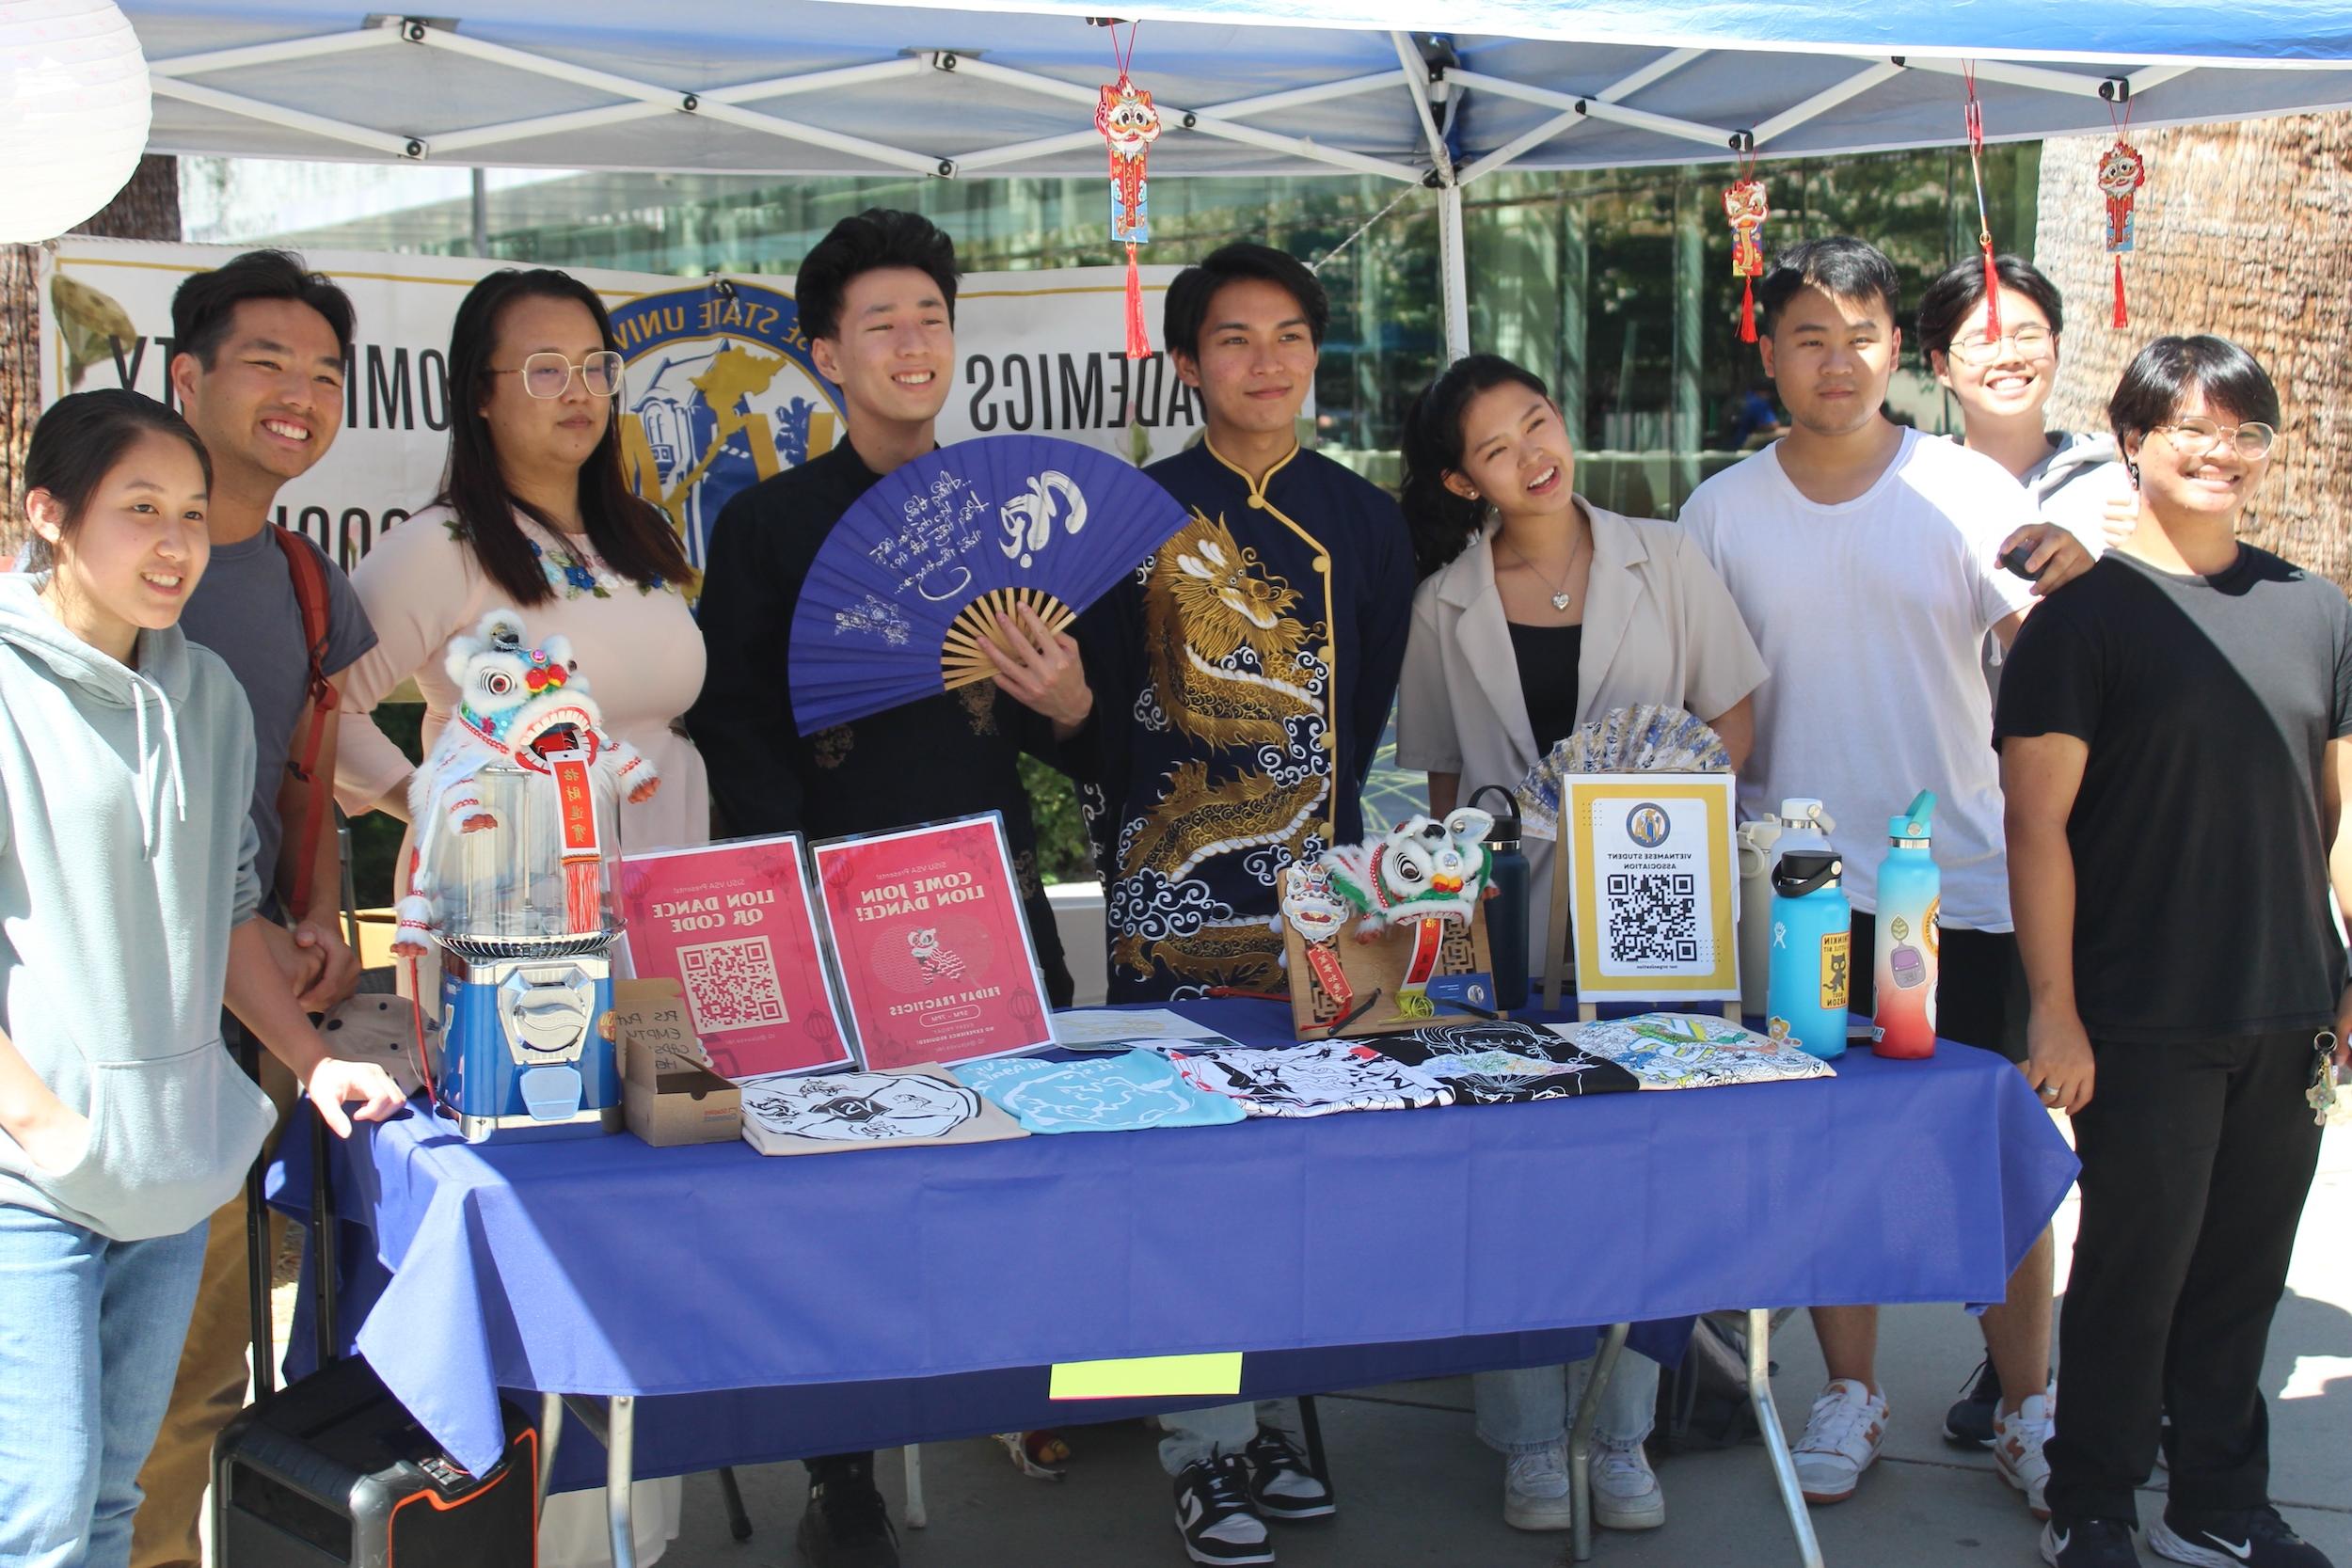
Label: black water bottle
xmin=1469 ymin=784 xmax=1530 ymax=1012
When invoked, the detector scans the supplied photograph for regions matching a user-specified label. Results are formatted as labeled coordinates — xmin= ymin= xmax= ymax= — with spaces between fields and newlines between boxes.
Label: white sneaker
xmin=1502 ymin=1447 xmax=1574 ymax=1532
xmin=1592 ymin=1438 xmax=1666 ymax=1530
xmin=1995 ymin=1388 xmax=2055 ymax=1520
xmin=1791 ymin=1379 xmax=1888 ymax=1504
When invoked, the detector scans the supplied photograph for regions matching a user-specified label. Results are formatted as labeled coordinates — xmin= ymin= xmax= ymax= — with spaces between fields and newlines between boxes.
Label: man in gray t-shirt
xmin=178 ymin=529 xmax=373 ymax=922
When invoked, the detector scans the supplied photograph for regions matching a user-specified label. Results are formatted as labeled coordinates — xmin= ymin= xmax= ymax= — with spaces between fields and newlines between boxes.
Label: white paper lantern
xmin=0 ymin=0 xmax=152 ymax=244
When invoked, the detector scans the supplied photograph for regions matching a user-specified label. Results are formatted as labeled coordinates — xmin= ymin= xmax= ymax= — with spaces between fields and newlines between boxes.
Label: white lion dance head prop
xmin=1306 ymin=807 xmax=1495 ymax=936
xmin=393 ymin=610 xmax=659 ymax=956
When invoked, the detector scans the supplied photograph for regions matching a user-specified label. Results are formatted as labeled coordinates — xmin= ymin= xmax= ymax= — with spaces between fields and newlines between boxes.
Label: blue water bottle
xmin=1767 ymin=847 xmax=1852 ymax=1061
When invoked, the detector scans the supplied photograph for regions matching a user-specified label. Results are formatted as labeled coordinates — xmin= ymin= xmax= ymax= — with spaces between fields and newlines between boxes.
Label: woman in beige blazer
xmin=1394 ymin=354 xmax=1768 ymax=1538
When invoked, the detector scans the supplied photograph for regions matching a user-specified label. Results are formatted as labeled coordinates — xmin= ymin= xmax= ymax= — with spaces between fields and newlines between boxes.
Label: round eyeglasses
xmin=2153 ymin=415 xmax=2278 ymax=462
xmin=493 ymin=350 xmax=624 ymax=400
xmin=1947 ymin=325 xmax=2055 ymax=366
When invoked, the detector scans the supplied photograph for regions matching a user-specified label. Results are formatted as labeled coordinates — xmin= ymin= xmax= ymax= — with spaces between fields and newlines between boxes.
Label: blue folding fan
xmin=787 ymin=435 xmax=1188 ymax=733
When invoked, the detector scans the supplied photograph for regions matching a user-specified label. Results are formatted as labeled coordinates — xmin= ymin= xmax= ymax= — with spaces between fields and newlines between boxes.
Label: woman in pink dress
xmin=335 ymin=268 xmax=706 ymax=1563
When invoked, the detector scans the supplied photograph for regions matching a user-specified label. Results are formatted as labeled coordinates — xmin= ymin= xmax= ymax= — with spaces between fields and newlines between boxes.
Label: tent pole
xmin=1438 ymin=182 xmax=1471 ymax=364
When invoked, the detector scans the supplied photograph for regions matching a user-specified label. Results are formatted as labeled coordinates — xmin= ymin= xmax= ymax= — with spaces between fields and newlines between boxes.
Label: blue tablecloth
xmin=277 ymin=1000 xmax=2076 ymax=1480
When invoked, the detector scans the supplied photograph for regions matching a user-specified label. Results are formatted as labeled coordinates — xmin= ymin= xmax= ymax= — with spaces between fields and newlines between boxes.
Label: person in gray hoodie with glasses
xmin=0 ymin=389 xmax=404 ymax=1568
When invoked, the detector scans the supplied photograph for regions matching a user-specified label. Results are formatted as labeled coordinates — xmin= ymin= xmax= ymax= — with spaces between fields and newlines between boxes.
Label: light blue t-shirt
xmin=954 ymin=1050 xmax=1244 ymax=1134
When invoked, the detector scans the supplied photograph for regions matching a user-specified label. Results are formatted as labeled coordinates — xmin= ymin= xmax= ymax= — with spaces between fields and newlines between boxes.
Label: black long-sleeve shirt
xmin=687 ymin=439 xmax=1073 ymax=1005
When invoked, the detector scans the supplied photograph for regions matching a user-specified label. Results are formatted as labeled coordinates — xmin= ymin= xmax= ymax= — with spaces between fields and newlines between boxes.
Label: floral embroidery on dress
xmin=530 ymin=539 xmax=666 ymax=600
xmin=438 ymin=515 xmax=666 ymax=598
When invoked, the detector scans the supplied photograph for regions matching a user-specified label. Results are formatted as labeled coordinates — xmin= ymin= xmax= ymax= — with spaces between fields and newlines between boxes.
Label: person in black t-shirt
xmin=1996 ymin=336 xmax=2348 ymax=1568
xmin=687 ymin=210 xmax=1093 ymax=1568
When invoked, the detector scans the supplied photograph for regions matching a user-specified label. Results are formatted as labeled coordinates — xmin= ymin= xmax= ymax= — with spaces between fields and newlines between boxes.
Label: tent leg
xmin=1749 ymin=1308 xmax=1826 ymax=1568
xmin=1438 ymin=182 xmax=1470 ymax=363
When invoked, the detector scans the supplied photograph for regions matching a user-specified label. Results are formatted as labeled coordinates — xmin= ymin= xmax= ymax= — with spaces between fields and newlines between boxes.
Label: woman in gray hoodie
xmin=0 ymin=390 xmax=404 ymax=1568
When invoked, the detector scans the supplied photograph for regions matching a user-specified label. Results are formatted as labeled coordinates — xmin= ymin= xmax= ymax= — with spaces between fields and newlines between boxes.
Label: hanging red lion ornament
xmin=1096 ymin=34 xmax=1162 ymax=359
xmin=1723 ymin=171 xmax=1770 ymax=343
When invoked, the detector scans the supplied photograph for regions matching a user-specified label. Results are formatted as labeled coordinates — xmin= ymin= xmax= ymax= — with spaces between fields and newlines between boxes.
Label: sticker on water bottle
xmin=1820 ymin=930 xmax=1850 ymax=1010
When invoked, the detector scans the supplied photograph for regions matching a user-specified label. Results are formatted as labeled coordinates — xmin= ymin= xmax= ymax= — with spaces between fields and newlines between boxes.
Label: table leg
xmin=903 ymin=1446 xmax=929 ymax=1529
xmin=606 ymin=1394 xmax=638 ymax=1568
xmin=717 ymin=1466 xmax=754 ymax=1541
xmin=1746 ymin=1308 xmax=1825 ymax=1568
xmin=537 ymin=1392 xmax=564 ymax=1524
xmin=1568 ymin=1322 xmax=1629 ymax=1564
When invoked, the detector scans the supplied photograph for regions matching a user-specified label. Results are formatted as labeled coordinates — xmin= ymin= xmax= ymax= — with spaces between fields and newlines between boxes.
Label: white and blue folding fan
xmin=1515 ymin=704 xmax=1731 ymax=838
xmin=787 ymin=434 xmax=1188 ymax=733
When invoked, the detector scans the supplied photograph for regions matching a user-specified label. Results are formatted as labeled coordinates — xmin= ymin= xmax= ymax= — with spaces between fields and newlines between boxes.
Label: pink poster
xmin=616 ymin=833 xmax=853 ymax=1080
xmin=811 ymin=814 xmax=1056 ymax=1071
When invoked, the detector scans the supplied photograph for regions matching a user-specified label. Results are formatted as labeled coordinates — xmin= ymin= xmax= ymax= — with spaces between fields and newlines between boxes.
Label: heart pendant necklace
xmin=1501 ymin=529 xmax=1585 ymax=614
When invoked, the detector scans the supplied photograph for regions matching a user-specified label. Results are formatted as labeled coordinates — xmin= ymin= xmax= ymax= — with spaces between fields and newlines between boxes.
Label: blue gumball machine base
xmin=435 ymin=933 xmax=624 ymax=1144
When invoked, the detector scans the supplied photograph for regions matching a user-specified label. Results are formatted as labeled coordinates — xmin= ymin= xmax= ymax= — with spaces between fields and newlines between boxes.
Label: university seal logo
xmin=611 ymin=280 xmax=842 ymax=572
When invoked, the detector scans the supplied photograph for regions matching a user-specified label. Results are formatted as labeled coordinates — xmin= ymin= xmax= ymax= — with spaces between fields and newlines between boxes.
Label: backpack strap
xmin=273 ymin=527 xmax=337 ymax=923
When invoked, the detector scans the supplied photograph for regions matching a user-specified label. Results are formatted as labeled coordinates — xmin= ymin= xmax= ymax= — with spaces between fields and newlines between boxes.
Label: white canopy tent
xmin=120 ymin=0 xmax=2352 ymax=356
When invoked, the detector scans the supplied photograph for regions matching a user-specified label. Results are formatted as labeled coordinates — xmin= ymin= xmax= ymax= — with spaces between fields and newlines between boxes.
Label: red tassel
xmin=1123 ymin=244 xmax=1150 ymax=359
xmin=1980 ymin=245 xmax=2001 ymax=337
xmin=2112 ymin=256 xmax=2128 ymax=328
xmin=1740 ymin=278 xmax=1756 ymax=343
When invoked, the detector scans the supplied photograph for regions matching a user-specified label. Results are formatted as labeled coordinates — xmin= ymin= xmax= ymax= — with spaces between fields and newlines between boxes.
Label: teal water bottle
xmin=1768 ymin=847 xmax=1852 ymax=1061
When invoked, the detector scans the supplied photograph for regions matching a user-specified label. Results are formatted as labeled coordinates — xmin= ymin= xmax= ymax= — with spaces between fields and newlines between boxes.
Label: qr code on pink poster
xmin=677 ymin=937 xmax=787 ymax=1035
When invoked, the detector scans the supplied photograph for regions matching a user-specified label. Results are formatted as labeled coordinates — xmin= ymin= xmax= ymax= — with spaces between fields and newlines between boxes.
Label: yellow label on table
xmin=1048 ymin=1353 xmax=1244 ymax=1401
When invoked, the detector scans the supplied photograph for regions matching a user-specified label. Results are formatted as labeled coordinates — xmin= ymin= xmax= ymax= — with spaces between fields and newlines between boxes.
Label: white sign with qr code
xmin=1560 ymin=772 xmax=1740 ymax=1003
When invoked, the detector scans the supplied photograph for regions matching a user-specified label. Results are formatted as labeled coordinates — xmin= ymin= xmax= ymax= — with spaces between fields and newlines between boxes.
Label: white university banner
xmin=38 ymin=238 xmax=1214 ymax=577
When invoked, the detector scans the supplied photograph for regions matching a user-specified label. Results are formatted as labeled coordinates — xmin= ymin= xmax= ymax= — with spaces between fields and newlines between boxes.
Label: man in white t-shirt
xmin=1679 ymin=235 xmax=2091 ymax=1517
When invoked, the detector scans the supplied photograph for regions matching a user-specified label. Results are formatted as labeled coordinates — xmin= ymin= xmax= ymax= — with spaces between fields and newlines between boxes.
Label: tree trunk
xmin=0 ymin=154 xmax=182 ymax=548
xmin=2034 ymin=113 xmax=2352 ymax=587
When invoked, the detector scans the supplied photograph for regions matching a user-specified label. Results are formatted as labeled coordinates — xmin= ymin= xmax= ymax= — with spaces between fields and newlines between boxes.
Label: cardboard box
xmin=1282 ymin=904 xmax=1495 ymax=1039
xmin=612 ymin=979 xmax=741 ymax=1147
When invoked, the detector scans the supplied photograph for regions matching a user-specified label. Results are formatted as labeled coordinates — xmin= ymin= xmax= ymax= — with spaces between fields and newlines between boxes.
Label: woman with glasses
xmin=1998 ymin=339 xmax=2341 ymax=1568
xmin=332 ymin=270 xmax=702 ymax=1561
xmin=1918 ymin=255 xmax=2137 ymax=560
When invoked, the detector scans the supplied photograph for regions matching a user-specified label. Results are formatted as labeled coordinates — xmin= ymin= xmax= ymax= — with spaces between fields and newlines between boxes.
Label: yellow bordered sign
xmin=1553 ymin=773 xmax=1740 ymax=1006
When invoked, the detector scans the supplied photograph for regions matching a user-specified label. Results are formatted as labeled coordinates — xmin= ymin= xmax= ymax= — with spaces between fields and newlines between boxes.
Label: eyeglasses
xmin=2153 ymin=415 xmax=2278 ymax=462
xmin=493 ymin=350 xmax=624 ymax=400
xmin=1947 ymin=325 xmax=2055 ymax=366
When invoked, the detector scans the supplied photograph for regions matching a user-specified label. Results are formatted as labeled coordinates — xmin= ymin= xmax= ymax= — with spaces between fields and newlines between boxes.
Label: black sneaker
xmin=1174 ymin=1455 xmax=1275 ymax=1565
xmin=1944 ymin=1357 xmax=2003 ymax=1447
xmin=2042 ymin=1517 xmax=2145 ymax=1567
xmin=797 ymin=1465 xmax=899 ymax=1568
xmin=1242 ymin=1426 xmax=1335 ymax=1521
xmin=2150 ymin=1507 xmax=2333 ymax=1568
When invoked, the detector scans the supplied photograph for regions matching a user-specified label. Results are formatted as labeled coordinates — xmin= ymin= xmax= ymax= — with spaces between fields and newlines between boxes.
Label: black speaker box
xmin=211 ymin=1030 xmax=538 ymax=1566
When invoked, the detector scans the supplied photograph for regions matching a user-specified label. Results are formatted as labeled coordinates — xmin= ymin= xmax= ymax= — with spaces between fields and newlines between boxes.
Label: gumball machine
xmin=393 ymin=611 xmax=660 ymax=1142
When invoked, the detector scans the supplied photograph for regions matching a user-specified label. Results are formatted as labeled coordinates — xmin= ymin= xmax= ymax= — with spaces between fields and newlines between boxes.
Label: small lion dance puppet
xmin=1298 ymin=808 xmax=1496 ymax=939
xmin=393 ymin=610 xmax=659 ymax=955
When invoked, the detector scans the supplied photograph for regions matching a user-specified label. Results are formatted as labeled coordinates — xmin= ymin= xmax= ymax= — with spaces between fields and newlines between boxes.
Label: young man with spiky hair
xmin=1677 ymin=235 xmax=2092 ymax=1518
xmin=1062 ymin=243 xmax=1414 ymax=1565
xmin=129 ymin=248 xmax=378 ymax=1568
xmin=689 ymin=208 xmax=1085 ymax=1568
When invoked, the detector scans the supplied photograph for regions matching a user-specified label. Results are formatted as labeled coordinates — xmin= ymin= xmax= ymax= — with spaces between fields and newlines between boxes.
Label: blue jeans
xmin=0 ymin=1203 xmax=208 ymax=1568
xmin=1474 ymin=1350 xmax=1660 ymax=1456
